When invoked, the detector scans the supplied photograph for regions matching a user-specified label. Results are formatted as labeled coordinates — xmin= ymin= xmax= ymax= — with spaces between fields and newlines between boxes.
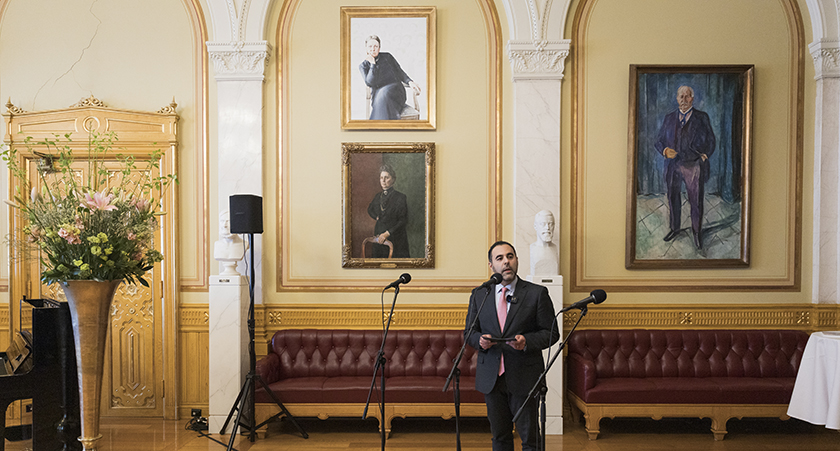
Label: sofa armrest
xmin=256 ymin=353 xmax=281 ymax=384
xmin=567 ymin=352 xmax=597 ymax=398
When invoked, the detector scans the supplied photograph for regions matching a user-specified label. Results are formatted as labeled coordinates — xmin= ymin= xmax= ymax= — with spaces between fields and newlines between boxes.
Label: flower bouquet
xmin=2 ymin=131 xmax=176 ymax=286
xmin=2 ymin=130 xmax=176 ymax=450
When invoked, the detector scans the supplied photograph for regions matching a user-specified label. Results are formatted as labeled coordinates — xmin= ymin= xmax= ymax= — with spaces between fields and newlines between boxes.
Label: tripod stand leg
xmin=226 ymin=377 xmax=254 ymax=451
xmin=220 ymin=377 xmax=250 ymax=434
xmin=254 ymin=375 xmax=309 ymax=439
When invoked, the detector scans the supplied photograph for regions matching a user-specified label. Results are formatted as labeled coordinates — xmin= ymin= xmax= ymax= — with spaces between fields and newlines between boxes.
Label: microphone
xmin=506 ymin=294 xmax=518 ymax=304
xmin=478 ymin=273 xmax=503 ymax=289
xmin=559 ymin=289 xmax=607 ymax=313
xmin=385 ymin=273 xmax=411 ymax=289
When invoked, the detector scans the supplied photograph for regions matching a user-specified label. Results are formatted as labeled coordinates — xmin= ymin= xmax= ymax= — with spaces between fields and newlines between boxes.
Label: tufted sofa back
xmin=266 ymin=329 xmax=477 ymax=379
xmin=568 ymin=329 xmax=808 ymax=379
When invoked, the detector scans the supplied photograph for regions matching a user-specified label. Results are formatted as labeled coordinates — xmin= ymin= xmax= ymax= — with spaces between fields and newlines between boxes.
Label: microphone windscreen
xmin=590 ymin=289 xmax=607 ymax=303
xmin=400 ymin=273 xmax=412 ymax=284
xmin=490 ymin=273 xmax=503 ymax=284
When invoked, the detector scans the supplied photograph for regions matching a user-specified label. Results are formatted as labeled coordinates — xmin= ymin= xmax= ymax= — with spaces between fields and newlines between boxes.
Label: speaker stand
xmin=219 ymin=234 xmax=307 ymax=449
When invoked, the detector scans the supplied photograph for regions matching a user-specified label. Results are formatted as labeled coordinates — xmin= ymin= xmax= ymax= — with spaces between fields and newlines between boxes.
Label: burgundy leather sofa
xmin=567 ymin=329 xmax=809 ymax=440
xmin=254 ymin=329 xmax=486 ymax=436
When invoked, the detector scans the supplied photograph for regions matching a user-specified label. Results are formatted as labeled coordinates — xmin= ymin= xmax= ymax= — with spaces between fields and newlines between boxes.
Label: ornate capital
xmin=810 ymin=39 xmax=840 ymax=80
xmin=507 ymin=40 xmax=570 ymax=81
xmin=206 ymin=41 xmax=271 ymax=82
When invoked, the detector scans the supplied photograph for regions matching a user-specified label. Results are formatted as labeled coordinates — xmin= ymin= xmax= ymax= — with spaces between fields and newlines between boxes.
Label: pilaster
xmin=207 ymin=40 xmax=270 ymax=302
xmin=810 ymin=39 xmax=840 ymax=304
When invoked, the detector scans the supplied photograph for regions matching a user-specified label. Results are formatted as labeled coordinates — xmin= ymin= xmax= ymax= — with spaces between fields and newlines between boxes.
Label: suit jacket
xmin=464 ymin=277 xmax=559 ymax=396
xmin=654 ymin=108 xmax=716 ymax=182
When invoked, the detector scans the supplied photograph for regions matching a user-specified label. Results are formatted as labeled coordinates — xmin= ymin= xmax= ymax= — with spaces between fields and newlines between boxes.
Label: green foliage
xmin=1 ymin=131 xmax=177 ymax=286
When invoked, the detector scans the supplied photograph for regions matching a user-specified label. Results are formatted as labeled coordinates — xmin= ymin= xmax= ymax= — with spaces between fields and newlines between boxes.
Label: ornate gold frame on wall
xmin=340 ymin=6 xmax=437 ymax=130
xmin=570 ymin=0 xmax=804 ymax=291
xmin=625 ymin=64 xmax=754 ymax=269
xmin=341 ymin=142 xmax=435 ymax=268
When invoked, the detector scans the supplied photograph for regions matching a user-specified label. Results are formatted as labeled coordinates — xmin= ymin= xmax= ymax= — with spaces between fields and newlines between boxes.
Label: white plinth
xmin=527 ymin=274 xmax=564 ymax=435
xmin=208 ymin=275 xmax=250 ymax=432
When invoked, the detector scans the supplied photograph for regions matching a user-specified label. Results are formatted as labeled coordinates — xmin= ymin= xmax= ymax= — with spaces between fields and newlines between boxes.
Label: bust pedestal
xmin=208 ymin=275 xmax=249 ymax=432
xmin=526 ymin=274 xmax=564 ymax=434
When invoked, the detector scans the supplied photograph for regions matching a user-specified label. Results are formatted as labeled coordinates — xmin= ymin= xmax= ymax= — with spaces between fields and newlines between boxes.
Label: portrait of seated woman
xmin=358 ymin=35 xmax=421 ymax=120
xmin=367 ymin=164 xmax=410 ymax=258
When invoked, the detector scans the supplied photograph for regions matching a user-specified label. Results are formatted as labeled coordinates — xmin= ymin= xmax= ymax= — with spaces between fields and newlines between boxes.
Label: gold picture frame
xmin=340 ymin=6 xmax=436 ymax=130
xmin=342 ymin=142 xmax=434 ymax=268
xmin=626 ymin=65 xmax=754 ymax=269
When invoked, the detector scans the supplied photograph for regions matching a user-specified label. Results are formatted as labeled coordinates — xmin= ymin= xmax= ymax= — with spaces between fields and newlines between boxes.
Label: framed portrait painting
xmin=342 ymin=142 xmax=435 ymax=268
xmin=626 ymin=65 xmax=754 ymax=269
xmin=340 ymin=6 xmax=436 ymax=130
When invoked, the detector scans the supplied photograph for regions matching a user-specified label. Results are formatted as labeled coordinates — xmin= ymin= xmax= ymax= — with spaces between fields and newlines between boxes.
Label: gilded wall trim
xmin=179 ymin=305 xmax=209 ymax=332
xmin=175 ymin=303 xmax=840 ymax=333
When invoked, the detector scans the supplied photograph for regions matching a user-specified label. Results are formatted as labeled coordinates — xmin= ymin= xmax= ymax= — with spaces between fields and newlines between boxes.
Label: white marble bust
xmin=214 ymin=210 xmax=247 ymax=275
xmin=530 ymin=210 xmax=559 ymax=276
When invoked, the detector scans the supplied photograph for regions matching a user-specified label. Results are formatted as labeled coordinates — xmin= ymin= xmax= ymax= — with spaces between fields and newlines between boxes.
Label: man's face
xmin=366 ymin=40 xmax=380 ymax=58
xmin=677 ymin=88 xmax=694 ymax=112
xmin=535 ymin=214 xmax=555 ymax=243
xmin=219 ymin=215 xmax=231 ymax=237
xmin=488 ymin=244 xmax=519 ymax=285
xmin=380 ymin=171 xmax=395 ymax=190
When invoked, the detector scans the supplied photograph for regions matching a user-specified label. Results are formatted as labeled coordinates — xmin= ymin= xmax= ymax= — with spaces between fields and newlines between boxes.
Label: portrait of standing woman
xmin=367 ymin=164 xmax=410 ymax=257
xmin=359 ymin=35 xmax=421 ymax=120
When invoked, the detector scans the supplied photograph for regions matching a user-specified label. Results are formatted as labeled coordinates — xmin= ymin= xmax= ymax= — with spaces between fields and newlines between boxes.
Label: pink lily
xmin=81 ymin=190 xmax=117 ymax=211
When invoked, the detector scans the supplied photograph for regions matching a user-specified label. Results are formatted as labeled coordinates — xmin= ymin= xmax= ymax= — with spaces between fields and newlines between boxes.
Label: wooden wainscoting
xmin=160 ymin=302 xmax=840 ymax=418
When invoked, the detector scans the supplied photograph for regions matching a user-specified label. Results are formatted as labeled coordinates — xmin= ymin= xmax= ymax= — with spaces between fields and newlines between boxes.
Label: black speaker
xmin=229 ymin=194 xmax=263 ymax=234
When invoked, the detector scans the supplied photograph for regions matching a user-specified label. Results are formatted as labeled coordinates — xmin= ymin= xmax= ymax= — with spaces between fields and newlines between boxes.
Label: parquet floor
xmin=4 ymin=413 xmax=838 ymax=450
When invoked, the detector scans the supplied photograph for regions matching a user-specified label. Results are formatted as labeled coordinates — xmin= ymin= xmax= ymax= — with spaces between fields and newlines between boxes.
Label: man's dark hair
xmin=488 ymin=240 xmax=516 ymax=262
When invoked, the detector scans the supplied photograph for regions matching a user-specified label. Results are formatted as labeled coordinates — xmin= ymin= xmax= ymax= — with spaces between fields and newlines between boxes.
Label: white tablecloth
xmin=787 ymin=332 xmax=840 ymax=429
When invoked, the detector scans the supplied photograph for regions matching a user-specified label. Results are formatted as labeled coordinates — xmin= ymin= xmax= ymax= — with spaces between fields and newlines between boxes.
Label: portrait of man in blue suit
xmin=654 ymin=85 xmax=716 ymax=249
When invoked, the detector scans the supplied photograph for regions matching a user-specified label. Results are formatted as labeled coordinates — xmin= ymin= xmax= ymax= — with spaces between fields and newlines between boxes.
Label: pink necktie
xmin=498 ymin=286 xmax=508 ymax=376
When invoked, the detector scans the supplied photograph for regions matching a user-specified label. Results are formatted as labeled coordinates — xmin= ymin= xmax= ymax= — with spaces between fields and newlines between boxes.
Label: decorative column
xmin=206 ymin=41 xmax=270 ymax=303
xmin=508 ymin=39 xmax=570 ymax=435
xmin=810 ymin=39 xmax=840 ymax=305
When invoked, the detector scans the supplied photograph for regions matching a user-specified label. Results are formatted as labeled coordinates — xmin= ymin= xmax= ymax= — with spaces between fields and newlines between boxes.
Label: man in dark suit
xmin=464 ymin=241 xmax=559 ymax=451
xmin=654 ymin=85 xmax=716 ymax=249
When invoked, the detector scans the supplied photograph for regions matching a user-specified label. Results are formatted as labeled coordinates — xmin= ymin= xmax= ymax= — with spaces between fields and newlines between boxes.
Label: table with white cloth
xmin=787 ymin=331 xmax=840 ymax=429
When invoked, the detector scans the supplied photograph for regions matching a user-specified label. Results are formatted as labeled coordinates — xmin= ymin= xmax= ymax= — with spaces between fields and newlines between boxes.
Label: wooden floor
xmin=4 ymin=413 xmax=838 ymax=450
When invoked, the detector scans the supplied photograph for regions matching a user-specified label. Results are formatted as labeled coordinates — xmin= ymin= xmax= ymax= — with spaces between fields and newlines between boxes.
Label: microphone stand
xmin=442 ymin=287 xmax=493 ymax=451
xmin=362 ymin=285 xmax=401 ymax=451
xmin=512 ymin=305 xmax=590 ymax=451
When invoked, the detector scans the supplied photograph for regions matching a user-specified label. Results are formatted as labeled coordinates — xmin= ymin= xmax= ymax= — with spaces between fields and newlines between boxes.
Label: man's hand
xmin=701 ymin=153 xmax=708 ymax=162
xmin=508 ymin=335 xmax=526 ymax=351
xmin=664 ymin=147 xmax=677 ymax=159
xmin=479 ymin=334 xmax=496 ymax=350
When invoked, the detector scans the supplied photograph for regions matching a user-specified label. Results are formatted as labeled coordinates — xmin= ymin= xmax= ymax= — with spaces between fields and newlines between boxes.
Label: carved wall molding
xmin=5 ymin=99 xmax=25 ymax=115
xmin=156 ymin=99 xmax=178 ymax=115
xmin=71 ymin=95 xmax=107 ymax=108
xmin=526 ymin=0 xmax=553 ymax=42
xmin=206 ymin=41 xmax=271 ymax=81
xmin=178 ymin=303 xmax=839 ymax=334
xmin=508 ymin=40 xmax=570 ymax=80
xmin=809 ymin=39 xmax=840 ymax=79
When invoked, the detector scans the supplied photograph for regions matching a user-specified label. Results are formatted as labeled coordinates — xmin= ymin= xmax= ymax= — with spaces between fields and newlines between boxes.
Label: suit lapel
xmin=501 ymin=279 xmax=527 ymax=335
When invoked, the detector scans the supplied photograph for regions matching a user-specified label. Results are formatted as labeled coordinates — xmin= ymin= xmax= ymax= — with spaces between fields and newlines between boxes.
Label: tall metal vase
xmin=60 ymin=280 xmax=121 ymax=451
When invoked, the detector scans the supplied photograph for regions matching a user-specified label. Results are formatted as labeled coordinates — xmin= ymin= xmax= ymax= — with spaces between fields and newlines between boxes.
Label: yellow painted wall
xmin=0 ymin=0 xmax=206 ymax=303
xmin=560 ymin=0 xmax=816 ymax=304
xmin=263 ymin=0 xmax=510 ymax=305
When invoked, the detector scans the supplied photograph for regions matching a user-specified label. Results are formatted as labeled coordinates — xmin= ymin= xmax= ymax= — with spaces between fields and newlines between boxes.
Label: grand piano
xmin=1 ymin=298 xmax=81 ymax=451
